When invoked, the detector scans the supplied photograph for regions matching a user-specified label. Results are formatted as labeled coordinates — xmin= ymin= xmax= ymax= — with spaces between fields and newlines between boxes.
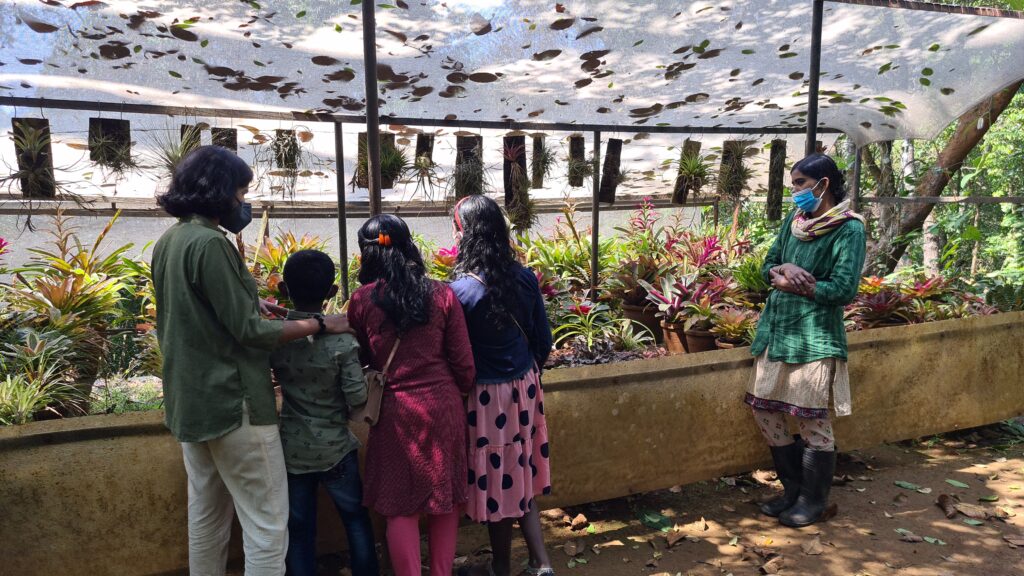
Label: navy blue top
xmin=449 ymin=265 xmax=553 ymax=384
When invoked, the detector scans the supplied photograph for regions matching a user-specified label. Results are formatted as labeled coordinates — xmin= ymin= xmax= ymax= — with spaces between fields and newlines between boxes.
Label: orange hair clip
xmin=377 ymin=233 xmax=392 ymax=247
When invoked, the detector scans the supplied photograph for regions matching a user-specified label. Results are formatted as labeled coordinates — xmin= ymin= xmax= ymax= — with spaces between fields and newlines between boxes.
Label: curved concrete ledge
xmin=2 ymin=312 xmax=1022 ymax=576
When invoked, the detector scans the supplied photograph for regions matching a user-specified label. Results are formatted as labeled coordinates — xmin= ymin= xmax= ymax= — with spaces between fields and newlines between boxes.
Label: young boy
xmin=270 ymin=249 xmax=379 ymax=576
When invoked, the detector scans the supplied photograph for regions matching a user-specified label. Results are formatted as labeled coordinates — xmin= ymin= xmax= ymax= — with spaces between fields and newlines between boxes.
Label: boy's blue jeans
xmin=285 ymin=450 xmax=379 ymax=576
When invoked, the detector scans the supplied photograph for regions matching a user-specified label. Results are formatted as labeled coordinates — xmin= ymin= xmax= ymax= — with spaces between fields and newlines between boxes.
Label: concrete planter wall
xmin=2 ymin=313 xmax=1022 ymax=576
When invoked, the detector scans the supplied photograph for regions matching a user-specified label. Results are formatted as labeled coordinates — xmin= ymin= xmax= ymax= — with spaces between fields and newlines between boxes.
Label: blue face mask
xmin=791 ymin=179 xmax=826 ymax=213
xmin=221 ymin=201 xmax=252 ymax=234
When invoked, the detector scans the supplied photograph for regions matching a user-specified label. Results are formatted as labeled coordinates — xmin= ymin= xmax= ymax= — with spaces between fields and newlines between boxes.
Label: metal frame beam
xmin=0 ymin=97 xmax=841 ymax=136
xmin=806 ymin=0 xmax=825 ymax=157
xmin=361 ymin=0 xmax=383 ymax=215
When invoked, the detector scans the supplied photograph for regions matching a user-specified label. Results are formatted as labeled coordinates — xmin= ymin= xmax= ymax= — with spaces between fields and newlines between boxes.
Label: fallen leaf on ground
xmin=963 ymin=519 xmax=985 ymax=526
xmin=924 ymin=536 xmax=947 ymax=546
xmin=669 ymin=485 xmax=682 ymax=493
xmin=955 ymin=502 xmax=990 ymax=520
xmin=563 ymin=540 xmax=581 ymax=557
xmin=594 ymin=539 xmax=624 ymax=550
xmin=801 ymin=537 xmax=824 ymax=556
xmin=979 ymin=494 xmax=1000 ymax=502
xmin=760 ymin=555 xmax=785 ymax=574
xmin=937 ymin=494 xmax=959 ymax=518
xmin=895 ymin=480 xmax=921 ymax=491
xmin=665 ymin=531 xmax=687 ymax=548
xmin=1004 ymin=533 xmax=1024 ymax=547
xmin=896 ymin=528 xmax=924 ymax=543
xmin=570 ymin=514 xmax=589 ymax=531
xmin=945 ymin=479 xmax=970 ymax=489
xmin=637 ymin=510 xmax=672 ymax=532
xmin=540 ymin=509 xmax=563 ymax=522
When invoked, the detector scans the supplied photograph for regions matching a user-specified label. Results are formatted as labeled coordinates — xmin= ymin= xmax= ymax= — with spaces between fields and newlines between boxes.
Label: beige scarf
xmin=791 ymin=199 xmax=866 ymax=241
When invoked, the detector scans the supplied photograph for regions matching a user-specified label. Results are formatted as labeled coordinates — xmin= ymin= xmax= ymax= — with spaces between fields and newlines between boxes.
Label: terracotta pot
xmin=623 ymin=303 xmax=663 ymax=343
xmin=684 ymin=329 xmax=718 ymax=353
xmin=660 ymin=321 xmax=688 ymax=355
xmin=714 ymin=338 xmax=748 ymax=350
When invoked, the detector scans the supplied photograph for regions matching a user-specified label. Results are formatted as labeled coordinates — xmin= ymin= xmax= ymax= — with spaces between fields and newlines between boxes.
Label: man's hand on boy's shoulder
xmin=323 ymin=313 xmax=353 ymax=335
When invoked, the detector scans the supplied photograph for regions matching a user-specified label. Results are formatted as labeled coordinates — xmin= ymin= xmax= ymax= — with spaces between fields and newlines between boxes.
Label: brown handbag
xmin=362 ymin=338 xmax=401 ymax=426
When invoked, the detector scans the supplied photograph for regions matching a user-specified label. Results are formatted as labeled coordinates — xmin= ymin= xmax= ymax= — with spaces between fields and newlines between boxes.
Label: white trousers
xmin=181 ymin=405 xmax=289 ymax=576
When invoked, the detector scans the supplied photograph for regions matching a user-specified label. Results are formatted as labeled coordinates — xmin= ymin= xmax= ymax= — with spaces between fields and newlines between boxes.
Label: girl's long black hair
xmin=453 ymin=195 xmax=519 ymax=329
xmin=357 ymin=214 xmax=434 ymax=333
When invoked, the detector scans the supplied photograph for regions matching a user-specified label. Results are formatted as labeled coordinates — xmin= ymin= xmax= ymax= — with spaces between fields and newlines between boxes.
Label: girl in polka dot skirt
xmin=449 ymin=196 xmax=555 ymax=576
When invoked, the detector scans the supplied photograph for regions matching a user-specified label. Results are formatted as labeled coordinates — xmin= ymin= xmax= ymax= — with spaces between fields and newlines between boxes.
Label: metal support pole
xmin=590 ymin=131 xmax=602 ymax=299
xmin=805 ymin=0 xmax=824 ymax=157
xmin=361 ymin=0 xmax=383 ymax=214
xmin=713 ymin=199 xmax=721 ymax=228
xmin=852 ymin=146 xmax=862 ymax=212
xmin=334 ymin=121 xmax=350 ymax=301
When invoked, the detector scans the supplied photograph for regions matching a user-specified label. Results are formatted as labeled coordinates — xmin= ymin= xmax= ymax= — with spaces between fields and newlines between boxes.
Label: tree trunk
xmin=866 ymin=81 xmax=1023 ymax=273
xmin=970 ymin=206 xmax=981 ymax=276
xmin=922 ymin=208 xmax=942 ymax=275
xmin=598 ymin=138 xmax=623 ymax=205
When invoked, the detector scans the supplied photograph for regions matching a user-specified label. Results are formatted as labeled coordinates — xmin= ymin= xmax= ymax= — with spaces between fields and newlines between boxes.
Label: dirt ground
xmin=252 ymin=422 xmax=1024 ymax=576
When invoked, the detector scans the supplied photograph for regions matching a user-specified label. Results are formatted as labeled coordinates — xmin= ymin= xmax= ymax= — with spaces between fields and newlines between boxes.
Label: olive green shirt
xmin=270 ymin=310 xmax=367 ymax=474
xmin=152 ymin=216 xmax=283 ymax=443
xmin=750 ymin=210 xmax=867 ymax=363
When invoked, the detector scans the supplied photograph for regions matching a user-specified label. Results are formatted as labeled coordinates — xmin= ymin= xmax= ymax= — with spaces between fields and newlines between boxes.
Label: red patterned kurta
xmin=349 ymin=281 xmax=476 ymax=517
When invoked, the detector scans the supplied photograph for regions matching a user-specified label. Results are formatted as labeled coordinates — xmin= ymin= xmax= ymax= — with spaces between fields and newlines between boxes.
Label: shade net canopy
xmin=1 ymin=0 xmax=1023 ymax=146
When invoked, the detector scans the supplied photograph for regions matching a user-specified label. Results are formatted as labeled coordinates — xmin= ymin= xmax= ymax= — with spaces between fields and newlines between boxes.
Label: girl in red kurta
xmin=349 ymin=214 xmax=476 ymax=576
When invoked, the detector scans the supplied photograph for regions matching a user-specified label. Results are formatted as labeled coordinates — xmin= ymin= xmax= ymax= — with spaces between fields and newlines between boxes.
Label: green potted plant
xmin=604 ymin=255 xmax=675 ymax=343
xmin=710 ymin=307 xmax=757 ymax=349
xmin=679 ymin=276 xmax=732 ymax=352
xmin=639 ymin=274 xmax=694 ymax=354
xmin=731 ymin=251 xmax=771 ymax=305
xmin=844 ymin=288 xmax=914 ymax=330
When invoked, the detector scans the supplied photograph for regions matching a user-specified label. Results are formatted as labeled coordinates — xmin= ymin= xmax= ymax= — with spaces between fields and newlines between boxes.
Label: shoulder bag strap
xmin=465 ymin=272 xmax=530 ymax=346
xmin=382 ymin=338 xmax=401 ymax=375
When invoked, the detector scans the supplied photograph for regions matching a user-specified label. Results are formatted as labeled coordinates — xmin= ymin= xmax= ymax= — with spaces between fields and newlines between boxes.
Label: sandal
xmin=519 ymin=568 xmax=555 ymax=576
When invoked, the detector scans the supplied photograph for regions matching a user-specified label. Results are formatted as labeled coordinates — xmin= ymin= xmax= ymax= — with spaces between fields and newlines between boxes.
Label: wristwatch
xmin=312 ymin=313 xmax=327 ymax=335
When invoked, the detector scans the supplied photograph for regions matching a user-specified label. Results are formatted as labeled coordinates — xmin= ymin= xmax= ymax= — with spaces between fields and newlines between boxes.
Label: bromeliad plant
xmin=602 ymin=254 xmax=677 ymax=307
xmin=710 ymin=307 xmax=757 ymax=345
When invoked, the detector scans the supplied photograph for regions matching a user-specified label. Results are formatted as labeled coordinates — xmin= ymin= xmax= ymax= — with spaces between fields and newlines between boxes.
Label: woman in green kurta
xmin=152 ymin=145 xmax=352 ymax=575
xmin=745 ymin=154 xmax=866 ymax=528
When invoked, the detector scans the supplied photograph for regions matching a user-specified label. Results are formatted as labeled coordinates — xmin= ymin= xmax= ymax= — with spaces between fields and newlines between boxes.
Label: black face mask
xmin=221 ymin=201 xmax=252 ymax=234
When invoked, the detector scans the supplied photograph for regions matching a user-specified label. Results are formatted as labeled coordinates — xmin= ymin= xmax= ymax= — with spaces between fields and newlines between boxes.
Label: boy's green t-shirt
xmin=270 ymin=310 xmax=367 ymax=474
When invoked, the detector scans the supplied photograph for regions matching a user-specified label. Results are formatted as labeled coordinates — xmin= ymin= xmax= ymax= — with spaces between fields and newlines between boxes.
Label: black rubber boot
xmin=779 ymin=449 xmax=837 ymax=527
xmin=760 ymin=437 xmax=805 ymax=517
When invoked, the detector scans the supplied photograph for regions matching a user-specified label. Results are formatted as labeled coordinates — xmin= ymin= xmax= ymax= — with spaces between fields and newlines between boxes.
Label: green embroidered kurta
xmin=750 ymin=210 xmax=867 ymax=363
xmin=152 ymin=216 xmax=283 ymax=443
xmin=270 ymin=310 xmax=367 ymax=475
